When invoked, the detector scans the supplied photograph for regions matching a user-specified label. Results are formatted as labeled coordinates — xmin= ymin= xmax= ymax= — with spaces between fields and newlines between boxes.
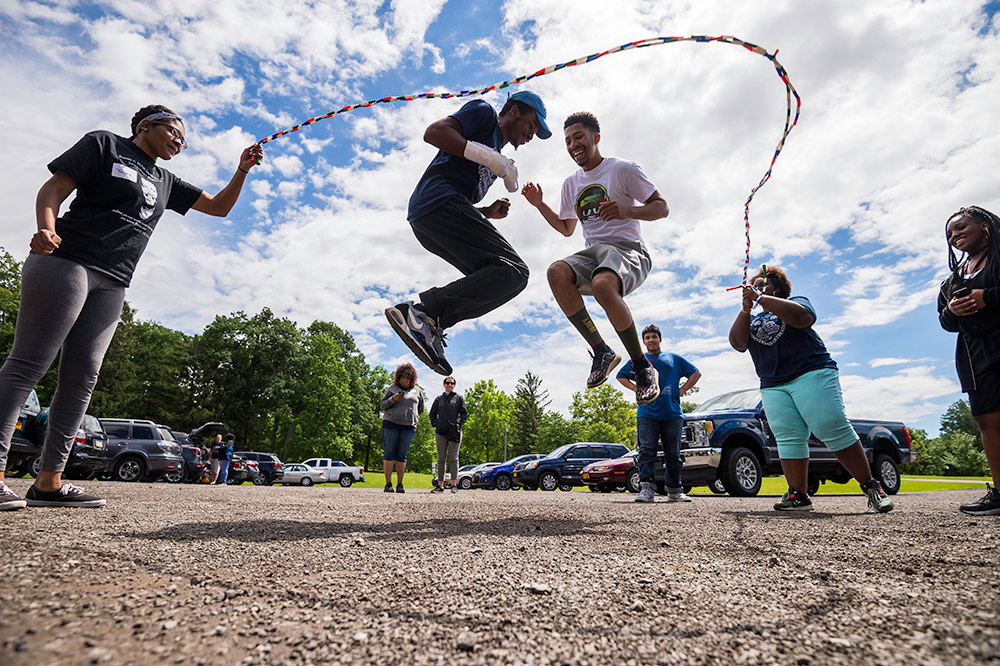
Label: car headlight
xmin=683 ymin=420 xmax=713 ymax=448
xmin=524 ymin=461 xmax=539 ymax=470
xmin=592 ymin=465 xmax=609 ymax=472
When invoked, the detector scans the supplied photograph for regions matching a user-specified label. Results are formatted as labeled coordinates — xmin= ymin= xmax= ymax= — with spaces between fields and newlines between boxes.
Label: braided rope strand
xmin=258 ymin=35 xmax=801 ymax=283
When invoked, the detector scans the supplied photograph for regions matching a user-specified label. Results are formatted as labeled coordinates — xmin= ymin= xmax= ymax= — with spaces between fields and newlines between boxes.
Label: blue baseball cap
xmin=509 ymin=90 xmax=552 ymax=140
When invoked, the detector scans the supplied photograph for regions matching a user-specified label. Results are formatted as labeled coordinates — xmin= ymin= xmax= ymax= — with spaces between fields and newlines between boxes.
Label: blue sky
xmin=2 ymin=0 xmax=999 ymax=436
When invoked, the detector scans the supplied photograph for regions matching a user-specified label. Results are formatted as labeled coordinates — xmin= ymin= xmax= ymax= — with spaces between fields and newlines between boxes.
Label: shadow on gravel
xmin=117 ymin=517 xmax=615 ymax=544
xmin=721 ymin=510 xmax=835 ymax=520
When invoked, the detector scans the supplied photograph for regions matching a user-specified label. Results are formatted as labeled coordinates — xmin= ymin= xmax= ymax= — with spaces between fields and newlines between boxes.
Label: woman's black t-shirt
xmin=46 ymin=131 xmax=202 ymax=286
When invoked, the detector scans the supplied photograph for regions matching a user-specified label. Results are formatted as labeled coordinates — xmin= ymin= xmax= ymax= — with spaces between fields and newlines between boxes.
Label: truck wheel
xmin=709 ymin=479 xmax=726 ymax=494
xmin=874 ymin=454 xmax=901 ymax=495
xmin=164 ymin=468 xmax=186 ymax=484
xmin=626 ymin=469 xmax=640 ymax=493
xmin=339 ymin=475 xmax=353 ymax=488
xmin=459 ymin=477 xmax=472 ymax=490
xmin=539 ymin=471 xmax=558 ymax=491
xmin=114 ymin=457 xmax=146 ymax=482
xmin=301 ymin=477 xmax=314 ymax=487
xmin=807 ymin=476 xmax=821 ymax=496
xmin=252 ymin=474 xmax=268 ymax=486
xmin=719 ymin=446 xmax=762 ymax=497
xmin=558 ymin=483 xmax=573 ymax=492
xmin=495 ymin=474 xmax=512 ymax=491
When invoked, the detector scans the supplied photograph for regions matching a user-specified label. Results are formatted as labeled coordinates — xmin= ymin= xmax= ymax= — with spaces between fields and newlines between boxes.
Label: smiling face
xmin=642 ymin=331 xmax=661 ymax=354
xmin=135 ymin=118 xmax=186 ymax=160
xmin=947 ymin=212 xmax=989 ymax=254
xmin=507 ymin=105 xmax=540 ymax=148
xmin=564 ymin=122 xmax=601 ymax=170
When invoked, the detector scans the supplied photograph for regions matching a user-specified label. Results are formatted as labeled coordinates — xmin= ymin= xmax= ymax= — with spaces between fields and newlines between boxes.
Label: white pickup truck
xmin=300 ymin=458 xmax=365 ymax=487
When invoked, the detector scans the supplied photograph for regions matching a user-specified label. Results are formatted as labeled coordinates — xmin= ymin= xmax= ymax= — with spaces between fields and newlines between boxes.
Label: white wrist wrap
xmin=464 ymin=140 xmax=518 ymax=192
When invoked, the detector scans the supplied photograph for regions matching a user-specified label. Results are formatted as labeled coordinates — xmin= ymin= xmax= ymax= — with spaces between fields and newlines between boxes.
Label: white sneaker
xmin=634 ymin=481 xmax=655 ymax=503
xmin=0 ymin=483 xmax=27 ymax=511
xmin=667 ymin=492 xmax=692 ymax=503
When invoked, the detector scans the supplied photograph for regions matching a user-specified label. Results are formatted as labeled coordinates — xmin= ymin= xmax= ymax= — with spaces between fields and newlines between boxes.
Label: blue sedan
xmin=472 ymin=454 xmax=545 ymax=490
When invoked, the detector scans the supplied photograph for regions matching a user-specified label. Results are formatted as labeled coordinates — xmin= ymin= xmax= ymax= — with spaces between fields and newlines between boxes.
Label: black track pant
xmin=410 ymin=197 xmax=529 ymax=329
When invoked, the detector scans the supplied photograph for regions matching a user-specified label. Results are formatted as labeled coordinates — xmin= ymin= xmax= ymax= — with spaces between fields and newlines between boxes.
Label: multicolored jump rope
xmin=258 ymin=35 xmax=801 ymax=286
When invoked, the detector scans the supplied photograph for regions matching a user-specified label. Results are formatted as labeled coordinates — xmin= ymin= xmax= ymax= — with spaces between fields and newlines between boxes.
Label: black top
xmin=47 ymin=131 xmax=202 ymax=286
xmin=747 ymin=296 xmax=838 ymax=388
xmin=429 ymin=392 xmax=467 ymax=436
xmin=938 ymin=266 xmax=1000 ymax=391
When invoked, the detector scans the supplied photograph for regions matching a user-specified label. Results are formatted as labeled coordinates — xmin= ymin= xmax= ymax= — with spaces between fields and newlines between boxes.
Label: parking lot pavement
xmin=1 ymin=481 xmax=998 ymax=666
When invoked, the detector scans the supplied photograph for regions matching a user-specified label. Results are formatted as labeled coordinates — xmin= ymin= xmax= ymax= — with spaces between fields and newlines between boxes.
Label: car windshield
xmin=690 ymin=389 xmax=761 ymax=413
xmin=544 ymin=444 xmax=573 ymax=459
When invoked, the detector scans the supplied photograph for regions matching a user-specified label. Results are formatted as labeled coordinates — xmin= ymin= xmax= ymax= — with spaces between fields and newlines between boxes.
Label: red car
xmin=581 ymin=450 xmax=639 ymax=493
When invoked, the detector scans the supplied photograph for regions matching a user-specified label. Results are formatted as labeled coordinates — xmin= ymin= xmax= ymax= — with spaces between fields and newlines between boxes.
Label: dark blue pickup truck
xmin=679 ymin=388 xmax=915 ymax=496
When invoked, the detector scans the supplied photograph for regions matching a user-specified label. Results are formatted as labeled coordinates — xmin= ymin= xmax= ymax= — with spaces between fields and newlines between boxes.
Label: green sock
xmin=616 ymin=321 xmax=647 ymax=365
xmin=567 ymin=308 xmax=605 ymax=348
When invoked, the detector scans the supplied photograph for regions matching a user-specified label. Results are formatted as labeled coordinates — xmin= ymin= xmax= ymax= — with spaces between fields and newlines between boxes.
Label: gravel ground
xmin=1 ymin=479 xmax=998 ymax=666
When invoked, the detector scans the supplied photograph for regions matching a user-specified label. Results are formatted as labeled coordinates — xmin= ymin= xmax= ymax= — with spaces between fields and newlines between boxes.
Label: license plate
xmin=15 ymin=419 xmax=23 ymax=431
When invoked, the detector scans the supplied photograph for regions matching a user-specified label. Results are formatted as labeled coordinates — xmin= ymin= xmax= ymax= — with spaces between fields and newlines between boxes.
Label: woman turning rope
xmin=0 ymin=105 xmax=262 ymax=510
xmin=938 ymin=206 xmax=1000 ymax=516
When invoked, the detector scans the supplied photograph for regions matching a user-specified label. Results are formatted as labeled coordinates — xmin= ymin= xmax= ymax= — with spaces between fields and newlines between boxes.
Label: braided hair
xmin=945 ymin=206 xmax=1000 ymax=292
xmin=129 ymin=104 xmax=177 ymax=138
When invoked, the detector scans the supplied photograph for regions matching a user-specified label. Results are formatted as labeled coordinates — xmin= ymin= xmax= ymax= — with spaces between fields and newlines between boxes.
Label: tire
xmin=683 ymin=484 xmax=693 ymax=494
xmin=599 ymin=485 xmax=615 ymax=493
xmin=494 ymin=474 xmax=512 ymax=491
xmin=164 ymin=466 xmax=186 ymax=484
xmin=539 ymin=471 xmax=558 ymax=492
xmin=558 ymin=483 xmax=573 ymax=492
xmin=339 ymin=475 xmax=353 ymax=488
xmin=226 ymin=477 xmax=241 ymax=485
xmin=719 ymin=446 xmax=763 ymax=497
xmin=28 ymin=455 xmax=41 ymax=478
xmin=114 ymin=457 xmax=146 ymax=483
xmin=626 ymin=469 xmax=640 ymax=493
xmin=874 ymin=453 xmax=901 ymax=495
xmin=301 ymin=477 xmax=314 ymax=487
xmin=459 ymin=477 xmax=472 ymax=490
xmin=709 ymin=478 xmax=726 ymax=495
xmin=252 ymin=474 xmax=268 ymax=486
xmin=588 ymin=485 xmax=601 ymax=493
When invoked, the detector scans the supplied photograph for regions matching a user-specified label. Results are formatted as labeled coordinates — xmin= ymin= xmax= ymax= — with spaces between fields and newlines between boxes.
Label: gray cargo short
xmin=558 ymin=240 xmax=651 ymax=296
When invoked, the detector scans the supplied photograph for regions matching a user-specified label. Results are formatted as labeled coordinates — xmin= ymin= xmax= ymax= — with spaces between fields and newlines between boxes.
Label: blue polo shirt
xmin=618 ymin=352 xmax=698 ymax=420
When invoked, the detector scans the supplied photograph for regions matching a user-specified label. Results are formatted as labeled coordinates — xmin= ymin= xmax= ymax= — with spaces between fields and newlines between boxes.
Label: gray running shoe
xmin=773 ymin=489 xmax=813 ymax=511
xmin=634 ymin=481 xmax=655 ymax=503
xmin=0 ymin=483 xmax=26 ymax=511
xmin=861 ymin=479 xmax=894 ymax=513
xmin=384 ymin=301 xmax=452 ymax=375
xmin=25 ymin=483 xmax=106 ymax=508
xmin=959 ymin=484 xmax=1000 ymax=516
xmin=430 ymin=484 xmax=444 ymax=494
xmin=667 ymin=492 xmax=692 ymax=503
xmin=587 ymin=347 xmax=622 ymax=389
xmin=450 ymin=484 xmax=458 ymax=494
xmin=634 ymin=363 xmax=661 ymax=405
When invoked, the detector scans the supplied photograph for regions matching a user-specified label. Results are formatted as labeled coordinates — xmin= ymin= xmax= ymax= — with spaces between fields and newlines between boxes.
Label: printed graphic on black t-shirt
xmin=46 ymin=131 xmax=201 ymax=286
xmin=750 ymin=312 xmax=787 ymax=346
xmin=575 ymin=184 xmax=609 ymax=224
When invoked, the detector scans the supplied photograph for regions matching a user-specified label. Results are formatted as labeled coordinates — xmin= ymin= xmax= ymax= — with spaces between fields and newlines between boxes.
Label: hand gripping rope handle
xmin=258 ymin=35 xmax=801 ymax=284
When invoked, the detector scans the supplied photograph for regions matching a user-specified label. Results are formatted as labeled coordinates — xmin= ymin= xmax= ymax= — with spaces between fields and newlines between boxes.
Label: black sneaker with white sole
xmin=0 ymin=483 xmax=26 ymax=511
xmin=384 ymin=301 xmax=452 ymax=375
xmin=25 ymin=483 xmax=106 ymax=508
xmin=959 ymin=484 xmax=1000 ymax=516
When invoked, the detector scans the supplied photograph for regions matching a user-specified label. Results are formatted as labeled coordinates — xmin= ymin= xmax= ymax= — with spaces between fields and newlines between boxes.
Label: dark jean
xmin=217 ymin=460 xmax=230 ymax=484
xmin=383 ymin=424 xmax=416 ymax=463
xmin=637 ymin=416 xmax=683 ymax=492
xmin=410 ymin=197 xmax=529 ymax=329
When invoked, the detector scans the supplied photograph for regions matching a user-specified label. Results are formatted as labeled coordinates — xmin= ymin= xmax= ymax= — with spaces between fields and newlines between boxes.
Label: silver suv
xmin=99 ymin=419 xmax=185 ymax=482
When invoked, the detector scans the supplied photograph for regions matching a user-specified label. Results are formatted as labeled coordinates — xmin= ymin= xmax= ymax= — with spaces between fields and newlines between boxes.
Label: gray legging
xmin=435 ymin=432 xmax=460 ymax=483
xmin=0 ymin=254 xmax=125 ymax=473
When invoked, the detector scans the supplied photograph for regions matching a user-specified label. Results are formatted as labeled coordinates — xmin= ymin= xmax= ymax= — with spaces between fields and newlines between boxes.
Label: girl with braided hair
xmin=938 ymin=205 xmax=1000 ymax=515
xmin=0 ymin=104 xmax=263 ymax=510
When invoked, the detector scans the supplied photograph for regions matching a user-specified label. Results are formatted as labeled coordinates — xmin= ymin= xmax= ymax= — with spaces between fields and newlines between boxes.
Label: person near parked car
xmin=216 ymin=435 xmax=234 ymax=485
xmin=429 ymin=376 xmax=467 ymax=493
xmin=0 ymin=104 xmax=262 ymax=510
xmin=728 ymin=266 xmax=894 ymax=513
xmin=937 ymin=206 xmax=1000 ymax=516
xmin=381 ymin=363 xmax=425 ymax=493
xmin=617 ymin=324 xmax=701 ymax=503
xmin=208 ymin=434 xmax=224 ymax=484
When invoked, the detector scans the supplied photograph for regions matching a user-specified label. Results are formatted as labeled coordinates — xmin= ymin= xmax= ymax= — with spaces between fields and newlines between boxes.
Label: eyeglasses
xmin=444 ymin=381 xmax=455 ymax=385
xmin=152 ymin=122 xmax=187 ymax=149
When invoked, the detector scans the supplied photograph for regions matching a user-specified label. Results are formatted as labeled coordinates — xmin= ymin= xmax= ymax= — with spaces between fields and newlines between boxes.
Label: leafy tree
xmin=509 ymin=371 xmax=549 ymax=456
xmin=681 ymin=401 xmax=699 ymax=414
xmin=569 ymin=384 xmax=636 ymax=445
xmin=462 ymin=379 xmax=512 ymax=463
xmin=404 ymin=409 xmax=435 ymax=473
xmin=537 ymin=410 xmax=584 ymax=454
xmin=940 ymin=400 xmax=981 ymax=450
xmin=0 ymin=248 xmax=21 ymax=356
xmin=581 ymin=421 xmax=621 ymax=444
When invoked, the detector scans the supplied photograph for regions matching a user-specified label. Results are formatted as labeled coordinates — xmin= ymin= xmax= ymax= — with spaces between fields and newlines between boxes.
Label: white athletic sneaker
xmin=667 ymin=492 xmax=692 ymax=503
xmin=634 ymin=481 xmax=655 ymax=503
xmin=0 ymin=483 xmax=27 ymax=511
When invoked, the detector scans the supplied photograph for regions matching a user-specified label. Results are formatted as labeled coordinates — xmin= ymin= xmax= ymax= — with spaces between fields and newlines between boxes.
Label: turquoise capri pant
xmin=759 ymin=367 xmax=858 ymax=459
